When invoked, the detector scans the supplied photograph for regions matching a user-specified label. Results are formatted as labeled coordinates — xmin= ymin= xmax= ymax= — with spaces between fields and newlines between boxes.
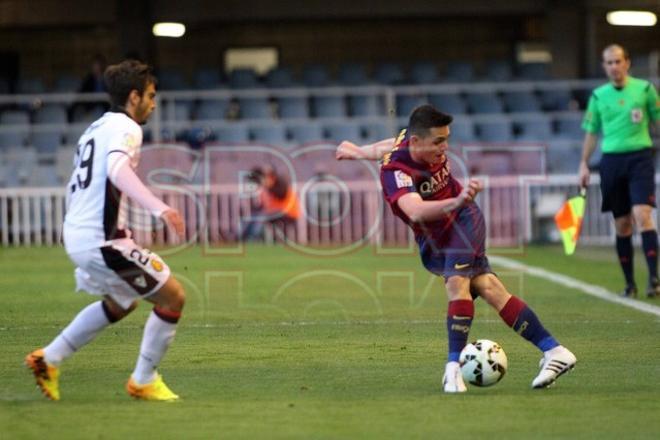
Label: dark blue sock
xmin=616 ymin=235 xmax=635 ymax=286
xmin=641 ymin=230 xmax=658 ymax=281
xmin=447 ymin=300 xmax=474 ymax=362
xmin=499 ymin=296 xmax=558 ymax=352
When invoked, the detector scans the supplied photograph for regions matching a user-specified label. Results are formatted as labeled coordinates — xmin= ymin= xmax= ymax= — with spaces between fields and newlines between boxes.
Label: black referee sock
xmin=641 ymin=230 xmax=659 ymax=281
xmin=616 ymin=235 xmax=635 ymax=286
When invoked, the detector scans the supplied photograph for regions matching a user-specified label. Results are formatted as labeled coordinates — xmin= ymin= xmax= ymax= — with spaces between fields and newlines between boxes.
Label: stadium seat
xmin=395 ymin=94 xmax=427 ymax=117
xmin=288 ymin=122 xmax=324 ymax=144
xmin=538 ymin=87 xmax=574 ymax=111
xmin=239 ymin=97 xmax=273 ymax=119
xmin=194 ymin=68 xmax=222 ymax=89
xmin=337 ymin=63 xmax=370 ymax=86
xmin=32 ymin=129 xmax=64 ymax=154
xmin=71 ymin=105 xmax=106 ymax=123
xmin=213 ymin=123 xmax=250 ymax=143
xmin=477 ymin=118 xmax=513 ymax=142
xmin=483 ymin=60 xmax=513 ymax=82
xmin=0 ymin=129 xmax=28 ymax=149
xmin=324 ymin=121 xmax=363 ymax=142
xmin=196 ymin=99 xmax=230 ymax=121
xmin=410 ymin=61 xmax=439 ymax=84
xmin=34 ymin=104 xmax=68 ymax=124
xmin=1 ymin=109 xmax=30 ymax=125
xmin=501 ymin=91 xmax=541 ymax=112
xmin=29 ymin=165 xmax=60 ymax=186
xmin=373 ymin=63 xmax=405 ymax=85
xmin=555 ymin=115 xmax=584 ymax=140
xmin=449 ymin=119 xmax=476 ymax=143
xmin=444 ymin=61 xmax=475 ymax=82
xmin=157 ymin=69 xmax=190 ymax=90
xmin=465 ymin=92 xmax=504 ymax=114
xmin=348 ymin=94 xmax=384 ymax=117
xmin=428 ymin=93 xmax=467 ymax=115
xmin=250 ymin=122 xmax=288 ymax=145
xmin=546 ymin=141 xmax=582 ymax=173
xmin=311 ymin=95 xmax=347 ymax=118
xmin=517 ymin=63 xmax=550 ymax=80
xmin=265 ymin=67 xmax=296 ymax=88
xmin=277 ymin=96 xmax=309 ymax=119
xmin=302 ymin=64 xmax=331 ymax=87
xmin=362 ymin=121 xmax=392 ymax=142
xmin=229 ymin=68 xmax=261 ymax=88
xmin=53 ymin=74 xmax=80 ymax=92
xmin=516 ymin=116 xmax=553 ymax=141
xmin=17 ymin=78 xmax=46 ymax=94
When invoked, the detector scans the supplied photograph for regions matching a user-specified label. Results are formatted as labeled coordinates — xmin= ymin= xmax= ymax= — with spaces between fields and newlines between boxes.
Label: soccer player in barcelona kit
xmin=25 ymin=60 xmax=186 ymax=401
xmin=336 ymin=105 xmax=576 ymax=392
xmin=579 ymin=44 xmax=660 ymax=298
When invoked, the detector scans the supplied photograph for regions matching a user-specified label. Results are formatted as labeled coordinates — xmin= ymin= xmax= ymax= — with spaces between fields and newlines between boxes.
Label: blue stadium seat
xmin=449 ymin=119 xmax=476 ymax=143
xmin=348 ymin=94 xmax=384 ymax=117
xmin=555 ymin=115 xmax=584 ymax=140
xmin=194 ymin=68 xmax=222 ymax=89
xmin=546 ymin=141 xmax=582 ymax=173
xmin=277 ymin=96 xmax=309 ymax=119
xmin=250 ymin=122 xmax=288 ymax=145
xmin=17 ymin=78 xmax=46 ymax=94
xmin=325 ymin=121 xmax=363 ymax=142
xmin=362 ymin=122 xmax=392 ymax=142
xmin=517 ymin=63 xmax=550 ymax=80
xmin=288 ymin=122 xmax=324 ymax=144
xmin=30 ymin=165 xmax=60 ymax=186
xmin=465 ymin=92 xmax=504 ymax=114
xmin=53 ymin=74 xmax=80 ymax=92
xmin=516 ymin=116 xmax=553 ymax=141
xmin=428 ymin=93 xmax=467 ymax=115
xmin=395 ymin=94 xmax=426 ymax=117
xmin=239 ymin=97 xmax=273 ymax=119
xmin=337 ymin=63 xmax=370 ymax=86
xmin=502 ymin=91 xmax=541 ymax=112
xmin=0 ymin=130 xmax=28 ymax=149
xmin=34 ymin=104 xmax=68 ymax=124
xmin=483 ymin=60 xmax=513 ymax=82
xmin=373 ymin=63 xmax=405 ymax=85
xmin=444 ymin=61 xmax=475 ymax=82
xmin=213 ymin=123 xmax=249 ymax=143
xmin=538 ymin=88 xmax=574 ymax=111
xmin=477 ymin=118 xmax=513 ymax=142
xmin=265 ymin=67 xmax=296 ymax=88
xmin=302 ymin=64 xmax=331 ymax=87
xmin=228 ymin=68 xmax=261 ymax=88
xmin=311 ymin=95 xmax=346 ymax=118
xmin=71 ymin=105 xmax=106 ymax=123
xmin=410 ymin=61 xmax=439 ymax=84
xmin=1 ymin=109 xmax=30 ymax=125
xmin=158 ymin=69 xmax=190 ymax=90
xmin=196 ymin=99 xmax=230 ymax=121
xmin=32 ymin=129 xmax=64 ymax=154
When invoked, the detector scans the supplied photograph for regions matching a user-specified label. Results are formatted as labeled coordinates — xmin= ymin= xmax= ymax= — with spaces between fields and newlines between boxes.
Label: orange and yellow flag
xmin=554 ymin=188 xmax=587 ymax=255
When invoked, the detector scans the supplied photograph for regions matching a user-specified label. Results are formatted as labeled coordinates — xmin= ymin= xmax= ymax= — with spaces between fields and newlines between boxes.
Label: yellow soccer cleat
xmin=25 ymin=349 xmax=60 ymax=401
xmin=126 ymin=374 xmax=180 ymax=402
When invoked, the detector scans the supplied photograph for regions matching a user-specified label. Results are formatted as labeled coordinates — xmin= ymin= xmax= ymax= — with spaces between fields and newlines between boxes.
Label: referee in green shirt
xmin=579 ymin=44 xmax=660 ymax=298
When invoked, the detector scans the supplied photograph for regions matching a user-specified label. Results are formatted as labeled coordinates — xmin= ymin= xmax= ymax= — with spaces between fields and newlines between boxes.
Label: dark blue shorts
xmin=417 ymin=204 xmax=492 ymax=282
xmin=599 ymin=149 xmax=656 ymax=218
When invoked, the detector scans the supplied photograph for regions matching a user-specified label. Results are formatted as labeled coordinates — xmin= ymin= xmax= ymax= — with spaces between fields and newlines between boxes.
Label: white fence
xmin=0 ymin=173 xmax=636 ymax=249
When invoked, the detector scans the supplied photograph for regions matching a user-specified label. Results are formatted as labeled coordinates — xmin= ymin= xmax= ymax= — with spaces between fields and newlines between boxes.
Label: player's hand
xmin=458 ymin=179 xmax=482 ymax=205
xmin=336 ymin=141 xmax=359 ymax=160
xmin=161 ymin=209 xmax=185 ymax=238
xmin=578 ymin=161 xmax=590 ymax=188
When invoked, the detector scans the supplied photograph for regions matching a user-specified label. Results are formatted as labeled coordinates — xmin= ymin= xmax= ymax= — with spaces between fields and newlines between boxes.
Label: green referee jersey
xmin=582 ymin=76 xmax=660 ymax=153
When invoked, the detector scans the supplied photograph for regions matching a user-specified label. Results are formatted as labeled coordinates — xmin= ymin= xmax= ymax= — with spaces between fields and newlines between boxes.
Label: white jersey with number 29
xmin=63 ymin=111 xmax=142 ymax=254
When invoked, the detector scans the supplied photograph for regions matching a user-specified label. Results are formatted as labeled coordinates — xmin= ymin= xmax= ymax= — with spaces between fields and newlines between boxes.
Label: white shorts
xmin=68 ymin=238 xmax=171 ymax=310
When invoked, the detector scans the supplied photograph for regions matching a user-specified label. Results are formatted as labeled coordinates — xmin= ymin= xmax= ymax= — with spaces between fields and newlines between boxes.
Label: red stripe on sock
xmin=447 ymin=299 xmax=474 ymax=318
xmin=499 ymin=295 xmax=526 ymax=327
xmin=153 ymin=307 xmax=181 ymax=324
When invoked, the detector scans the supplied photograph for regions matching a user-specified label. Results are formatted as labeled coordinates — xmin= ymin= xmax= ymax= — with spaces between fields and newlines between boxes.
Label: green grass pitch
xmin=1 ymin=244 xmax=659 ymax=439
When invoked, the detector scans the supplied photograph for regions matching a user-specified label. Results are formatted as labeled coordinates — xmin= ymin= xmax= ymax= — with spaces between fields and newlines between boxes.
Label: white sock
xmin=132 ymin=310 xmax=178 ymax=385
xmin=43 ymin=301 xmax=111 ymax=366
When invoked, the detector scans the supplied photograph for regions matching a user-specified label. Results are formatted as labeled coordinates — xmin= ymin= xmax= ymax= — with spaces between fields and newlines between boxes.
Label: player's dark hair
xmin=104 ymin=59 xmax=157 ymax=107
xmin=408 ymin=104 xmax=453 ymax=137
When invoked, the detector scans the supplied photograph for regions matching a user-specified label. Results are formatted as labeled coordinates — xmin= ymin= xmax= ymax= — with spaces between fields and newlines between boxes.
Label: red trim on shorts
xmin=153 ymin=307 xmax=181 ymax=324
xmin=447 ymin=299 xmax=474 ymax=318
xmin=499 ymin=295 xmax=526 ymax=327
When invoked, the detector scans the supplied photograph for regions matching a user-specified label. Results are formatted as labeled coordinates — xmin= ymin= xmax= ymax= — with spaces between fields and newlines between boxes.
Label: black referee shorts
xmin=599 ymin=148 xmax=656 ymax=217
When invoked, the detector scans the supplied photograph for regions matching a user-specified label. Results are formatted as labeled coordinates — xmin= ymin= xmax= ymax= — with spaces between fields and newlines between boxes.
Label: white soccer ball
xmin=459 ymin=339 xmax=508 ymax=387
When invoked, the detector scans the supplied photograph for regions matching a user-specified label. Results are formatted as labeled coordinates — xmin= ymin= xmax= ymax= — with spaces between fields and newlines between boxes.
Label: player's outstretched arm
xmin=397 ymin=179 xmax=482 ymax=223
xmin=107 ymin=153 xmax=185 ymax=238
xmin=335 ymin=138 xmax=395 ymax=161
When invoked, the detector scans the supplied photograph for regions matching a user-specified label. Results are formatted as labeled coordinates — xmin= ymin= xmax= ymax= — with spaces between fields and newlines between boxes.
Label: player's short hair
xmin=603 ymin=44 xmax=630 ymax=61
xmin=408 ymin=104 xmax=453 ymax=137
xmin=104 ymin=60 xmax=157 ymax=107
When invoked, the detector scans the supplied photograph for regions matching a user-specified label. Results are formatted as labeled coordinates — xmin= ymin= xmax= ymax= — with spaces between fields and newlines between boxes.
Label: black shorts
xmin=599 ymin=149 xmax=656 ymax=217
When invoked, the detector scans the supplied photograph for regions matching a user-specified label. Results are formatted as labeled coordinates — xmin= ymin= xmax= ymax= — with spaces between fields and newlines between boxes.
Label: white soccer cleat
xmin=532 ymin=345 xmax=577 ymax=389
xmin=443 ymin=361 xmax=467 ymax=393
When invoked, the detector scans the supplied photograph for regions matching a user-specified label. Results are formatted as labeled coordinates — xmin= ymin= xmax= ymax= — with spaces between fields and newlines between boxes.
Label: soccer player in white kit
xmin=26 ymin=60 xmax=186 ymax=401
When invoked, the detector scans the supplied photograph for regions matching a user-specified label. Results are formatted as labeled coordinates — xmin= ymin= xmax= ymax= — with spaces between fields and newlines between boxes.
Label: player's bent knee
xmin=102 ymin=298 xmax=137 ymax=323
xmin=152 ymin=276 xmax=186 ymax=312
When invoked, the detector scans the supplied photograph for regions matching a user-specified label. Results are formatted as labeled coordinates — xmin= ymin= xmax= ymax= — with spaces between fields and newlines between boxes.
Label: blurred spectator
xmin=241 ymin=166 xmax=300 ymax=241
xmin=80 ymin=54 xmax=107 ymax=93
